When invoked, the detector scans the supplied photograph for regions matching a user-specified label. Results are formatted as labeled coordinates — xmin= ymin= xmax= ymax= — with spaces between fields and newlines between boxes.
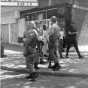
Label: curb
xmin=1 ymin=66 xmax=88 ymax=78
xmin=39 ymin=71 xmax=88 ymax=78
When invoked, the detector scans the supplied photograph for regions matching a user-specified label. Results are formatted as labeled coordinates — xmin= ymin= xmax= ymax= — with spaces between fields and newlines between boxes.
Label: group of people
xmin=22 ymin=16 xmax=83 ymax=80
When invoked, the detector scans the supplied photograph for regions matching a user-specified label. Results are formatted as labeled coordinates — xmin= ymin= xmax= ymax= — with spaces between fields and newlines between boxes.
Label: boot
xmin=65 ymin=56 xmax=69 ymax=58
xmin=60 ymin=55 xmax=64 ymax=59
xmin=48 ymin=61 xmax=52 ymax=69
xmin=51 ymin=63 xmax=61 ymax=71
xmin=34 ymin=63 xmax=40 ymax=70
xmin=79 ymin=55 xmax=84 ymax=59
xmin=26 ymin=72 xmax=39 ymax=81
xmin=40 ymin=59 xmax=46 ymax=64
xmin=65 ymin=54 xmax=69 ymax=58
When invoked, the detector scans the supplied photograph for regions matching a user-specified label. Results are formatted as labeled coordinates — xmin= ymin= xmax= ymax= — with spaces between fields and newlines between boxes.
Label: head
xmin=30 ymin=21 xmax=36 ymax=28
xmin=50 ymin=16 xmax=57 ymax=24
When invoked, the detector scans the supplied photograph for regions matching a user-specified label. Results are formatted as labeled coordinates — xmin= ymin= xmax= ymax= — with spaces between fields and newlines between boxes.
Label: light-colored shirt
xmin=48 ymin=23 xmax=60 ymax=38
xmin=60 ymin=30 xmax=64 ymax=39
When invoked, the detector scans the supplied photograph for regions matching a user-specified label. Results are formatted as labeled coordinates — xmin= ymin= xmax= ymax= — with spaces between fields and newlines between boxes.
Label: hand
xmin=23 ymin=38 xmax=26 ymax=42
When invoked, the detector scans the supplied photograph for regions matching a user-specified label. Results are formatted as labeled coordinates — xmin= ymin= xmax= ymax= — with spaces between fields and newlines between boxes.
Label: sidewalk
xmin=3 ymin=43 xmax=88 ymax=52
xmin=1 ymin=46 xmax=88 ymax=78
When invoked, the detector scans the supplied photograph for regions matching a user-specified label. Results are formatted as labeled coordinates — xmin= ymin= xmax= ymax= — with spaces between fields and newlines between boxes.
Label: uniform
xmin=23 ymin=28 xmax=39 ymax=80
xmin=48 ymin=22 xmax=61 ymax=70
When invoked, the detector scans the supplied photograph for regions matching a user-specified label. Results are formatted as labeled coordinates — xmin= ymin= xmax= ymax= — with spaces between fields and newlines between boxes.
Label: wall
xmin=1 ymin=6 xmax=32 ymax=44
xmin=1 ymin=8 xmax=19 ymax=44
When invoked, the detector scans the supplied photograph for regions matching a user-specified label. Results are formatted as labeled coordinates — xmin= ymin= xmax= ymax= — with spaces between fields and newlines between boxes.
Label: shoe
xmin=65 ymin=56 xmax=69 ymax=58
xmin=48 ymin=61 xmax=52 ymax=69
xmin=26 ymin=75 xmax=33 ymax=79
xmin=79 ymin=55 xmax=84 ymax=59
xmin=44 ymin=54 xmax=48 ymax=57
xmin=60 ymin=56 xmax=64 ymax=59
xmin=51 ymin=63 xmax=61 ymax=71
xmin=48 ymin=64 xmax=52 ymax=69
xmin=1 ymin=55 xmax=7 ymax=58
xmin=34 ymin=63 xmax=40 ymax=70
xmin=40 ymin=60 xmax=47 ymax=64
xmin=26 ymin=72 xmax=39 ymax=81
xmin=34 ymin=66 xmax=40 ymax=70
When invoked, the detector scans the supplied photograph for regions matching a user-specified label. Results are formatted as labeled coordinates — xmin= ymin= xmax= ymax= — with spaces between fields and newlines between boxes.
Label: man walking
xmin=65 ymin=23 xmax=83 ymax=58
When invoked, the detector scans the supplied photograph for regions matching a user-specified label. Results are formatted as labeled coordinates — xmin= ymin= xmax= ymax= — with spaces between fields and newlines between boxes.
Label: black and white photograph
xmin=0 ymin=0 xmax=88 ymax=88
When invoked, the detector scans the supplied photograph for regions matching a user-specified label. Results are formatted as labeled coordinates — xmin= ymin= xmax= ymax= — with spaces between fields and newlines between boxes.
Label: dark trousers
xmin=24 ymin=46 xmax=39 ymax=71
xmin=37 ymin=40 xmax=44 ymax=57
xmin=48 ymin=40 xmax=59 ymax=66
xmin=1 ymin=44 xmax=4 ymax=57
xmin=58 ymin=39 xmax=63 ymax=58
xmin=66 ymin=39 xmax=81 ymax=57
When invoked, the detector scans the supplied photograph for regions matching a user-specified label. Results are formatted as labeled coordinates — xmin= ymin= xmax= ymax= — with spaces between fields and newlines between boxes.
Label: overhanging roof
xmin=20 ymin=3 xmax=72 ymax=18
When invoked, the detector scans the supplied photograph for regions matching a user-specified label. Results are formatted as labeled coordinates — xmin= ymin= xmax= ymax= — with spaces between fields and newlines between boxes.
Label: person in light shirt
xmin=58 ymin=27 xmax=65 ymax=58
xmin=36 ymin=22 xmax=45 ymax=64
xmin=42 ymin=25 xmax=49 ymax=57
xmin=48 ymin=16 xmax=61 ymax=71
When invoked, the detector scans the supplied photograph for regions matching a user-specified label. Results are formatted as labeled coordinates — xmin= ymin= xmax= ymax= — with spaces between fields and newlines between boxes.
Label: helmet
xmin=51 ymin=16 xmax=57 ymax=23
xmin=30 ymin=21 xmax=36 ymax=28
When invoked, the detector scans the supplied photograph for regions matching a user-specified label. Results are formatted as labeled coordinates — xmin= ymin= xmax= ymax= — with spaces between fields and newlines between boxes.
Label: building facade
xmin=1 ymin=0 xmax=38 ymax=44
xmin=1 ymin=0 xmax=88 ymax=44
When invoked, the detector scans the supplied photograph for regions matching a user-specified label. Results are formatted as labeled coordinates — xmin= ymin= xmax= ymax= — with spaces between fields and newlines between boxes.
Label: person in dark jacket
xmin=65 ymin=23 xmax=83 ymax=58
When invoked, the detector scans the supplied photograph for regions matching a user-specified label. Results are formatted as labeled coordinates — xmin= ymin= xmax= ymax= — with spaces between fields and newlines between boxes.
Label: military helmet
xmin=51 ymin=16 xmax=57 ymax=23
xmin=30 ymin=21 xmax=36 ymax=28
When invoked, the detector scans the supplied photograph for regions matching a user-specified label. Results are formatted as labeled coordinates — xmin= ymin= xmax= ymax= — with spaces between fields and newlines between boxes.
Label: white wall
xmin=18 ymin=18 xmax=26 ymax=37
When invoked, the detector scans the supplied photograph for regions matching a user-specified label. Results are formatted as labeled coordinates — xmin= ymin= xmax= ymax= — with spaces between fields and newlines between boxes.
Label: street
xmin=1 ymin=75 xmax=88 ymax=88
xmin=1 ymin=0 xmax=88 ymax=88
xmin=1 ymin=48 xmax=88 ymax=88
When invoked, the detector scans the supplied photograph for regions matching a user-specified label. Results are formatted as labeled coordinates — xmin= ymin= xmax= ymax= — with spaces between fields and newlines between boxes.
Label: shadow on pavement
xmin=1 ymin=66 xmax=88 ymax=78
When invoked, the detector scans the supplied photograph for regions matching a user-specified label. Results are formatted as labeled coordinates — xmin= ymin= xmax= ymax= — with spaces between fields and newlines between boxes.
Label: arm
xmin=54 ymin=25 xmax=60 ymax=38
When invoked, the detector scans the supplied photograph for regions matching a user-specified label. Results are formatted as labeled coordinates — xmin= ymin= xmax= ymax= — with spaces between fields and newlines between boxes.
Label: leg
xmin=1 ymin=45 xmax=4 ymax=57
xmin=51 ymin=42 xmax=61 ymax=71
xmin=34 ymin=51 xmax=40 ymax=70
xmin=26 ymin=55 xmax=39 ymax=80
xmin=52 ymin=50 xmax=61 ymax=71
xmin=58 ymin=39 xmax=63 ymax=58
xmin=66 ymin=44 xmax=71 ymax=58
xmin=73 ymin=40 xmax=83 ymax=58
xmin=26 ymin=55 xmax=34 ymax=72
xmin=1 ymin=44 xmax=6 ymax=58
xmin=39 ymin=41 xmax=46 ymax=64
xmin=48 ymin=48 xmax=54 ymax=68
